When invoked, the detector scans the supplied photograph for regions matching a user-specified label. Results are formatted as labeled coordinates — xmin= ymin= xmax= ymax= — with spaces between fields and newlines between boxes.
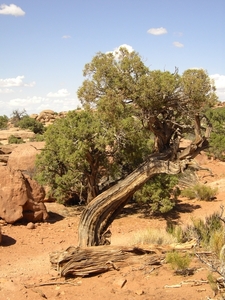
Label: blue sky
xmin=0 ymin=0 xmax=224 ymax=117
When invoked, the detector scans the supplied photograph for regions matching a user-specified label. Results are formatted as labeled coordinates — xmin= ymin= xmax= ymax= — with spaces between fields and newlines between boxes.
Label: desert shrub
xmin=8 ymin=135 xmax=24 ymax=144
xmin=168 ymin=212 xmax=224 ymax=252
xmin=0 ymin=115 xmax=8 ymax=129
xmin=132 ymin=228 xmax=177 ymax=245
xmin=17 ymin=116 xmax=45 ymax=134
xmin=166 ymin=251 xmax=191 ymax=271
xmin=181 ymin=183 xmax=218 ymax=201
xmin=209 ymin=228 xmax=225 ymax=256
xmin=134 ymin=174 xmax=179 ymax=214
xmin=179 ymin=213 xmax=224 ymax=250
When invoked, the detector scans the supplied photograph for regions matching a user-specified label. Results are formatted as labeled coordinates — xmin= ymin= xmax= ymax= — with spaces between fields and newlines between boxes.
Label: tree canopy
xmin=36 ymin=47 xmax=219 ymax=244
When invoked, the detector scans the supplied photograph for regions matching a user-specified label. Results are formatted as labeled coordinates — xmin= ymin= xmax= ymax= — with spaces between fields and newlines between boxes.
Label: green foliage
xmin=205 ymin=107 xmax=225 ymax=161
xmin=134 ymin=174 xmax=179 ymax=214
xmin=166 ymin=251 xmax=191 ymax=271
xmin=17 ymin=116 xmax=45 ymax=134
xmin=30 ymin=133 xmax=45 ymax=142
xmin=181 ymin=184 xmax=218 ymax=201
xmin=181 ymin=69 xmax=218 ymax=111
xmin=35 ymin=109 xmax=150 ymax=203
xmin=0 ymin=115 xmax=8 ymax=129
xmin=35 ymin=48 xmax=218 ymax=205
xmin=8 ymin=135 xmax=24 ymax=144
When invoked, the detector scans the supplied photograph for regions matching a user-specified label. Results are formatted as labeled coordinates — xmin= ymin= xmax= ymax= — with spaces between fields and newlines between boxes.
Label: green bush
xmin=0 ymin=115 xmax=8 ymax=129
xmin=205 ymin=106 xmax=225 ymax=161
xmin=181 ymin=183 xmax=218 ymax=201
xmin=17 ymin=116 xmax=45 ymax=134
xmin=134 ymin=174 xmax=179 ymax=214
xmin=8 ymin=135 xmax=24 ymax=144
xmin=166 ymin=251 xmax=191 ymax=271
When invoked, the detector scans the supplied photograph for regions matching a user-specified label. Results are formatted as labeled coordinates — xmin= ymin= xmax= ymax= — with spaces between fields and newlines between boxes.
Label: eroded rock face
xmin=0 ymin=166 xmax=48 ymax=224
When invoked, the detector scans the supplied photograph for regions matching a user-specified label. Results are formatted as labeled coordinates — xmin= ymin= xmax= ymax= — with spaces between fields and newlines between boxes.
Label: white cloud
xmin=106 ymin=44 xmax=135 ymax=59
xmin=147 ymin=27 xmax=167 ymax=35
xmin=0 ymin=4 xmax=25 ymax=16
xmin=62 ymin=35 xmax=71 ymax=39
xmin=210 ymin=74 xmax=225 ymax=101
xmin=47 ymin=88 xmax=70 ymax=98
xmin=0 ymin=88 xmax=14 ymax=94
xmin=173 ymin=41 xmax=184 ymax=48
xmin=0 ymin=76 xmax=35 ymax=88
xmin=113 ymin=44 xmax=134 ymax=53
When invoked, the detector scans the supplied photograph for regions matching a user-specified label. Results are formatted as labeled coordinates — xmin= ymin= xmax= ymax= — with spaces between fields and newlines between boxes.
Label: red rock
xmin=0 ymin=166 xmax=48 ymax=224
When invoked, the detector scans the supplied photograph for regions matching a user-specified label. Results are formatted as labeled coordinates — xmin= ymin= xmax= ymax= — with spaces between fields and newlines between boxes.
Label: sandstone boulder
xmin=7 ymin=142 xmax=45 ymax=173
xmin=0 ymin=166 xmax=48 ymax=223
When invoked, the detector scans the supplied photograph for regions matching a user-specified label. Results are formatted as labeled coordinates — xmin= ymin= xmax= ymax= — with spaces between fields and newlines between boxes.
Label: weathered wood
xmin=78 ymin=155 xmax=189 ymax=247
xmin=50 ymin=241 xmax=197 ymax=277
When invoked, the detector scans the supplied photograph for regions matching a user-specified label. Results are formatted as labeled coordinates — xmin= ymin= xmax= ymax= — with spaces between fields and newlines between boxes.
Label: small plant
xmin=166 ymin=251 xmax=191 ymax=272
xmin=8 ymin=135 xmax=24 ymax=144
xmin=181 ymin=184 xmax=218 ymax=201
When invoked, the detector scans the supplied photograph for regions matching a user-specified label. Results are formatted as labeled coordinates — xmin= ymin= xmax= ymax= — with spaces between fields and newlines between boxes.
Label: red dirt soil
xmin=1 ymin=153 xmax=225 ymax=300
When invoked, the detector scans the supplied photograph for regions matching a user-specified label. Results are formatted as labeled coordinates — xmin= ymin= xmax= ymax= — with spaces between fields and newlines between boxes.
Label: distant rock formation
xmin=30 ymin=109 xmax=68 ymax=126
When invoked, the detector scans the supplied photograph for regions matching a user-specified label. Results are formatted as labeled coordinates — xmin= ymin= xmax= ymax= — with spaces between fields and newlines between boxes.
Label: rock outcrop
xmin=0 ymin=142 xmax=48 ymax=224
xmin=0 ymin=166 xmax=48 ymax=224
xmin=0 ymin=128 xmax=35 ymax=145
xmin=30 ymin=110 xmax=68 ymax=126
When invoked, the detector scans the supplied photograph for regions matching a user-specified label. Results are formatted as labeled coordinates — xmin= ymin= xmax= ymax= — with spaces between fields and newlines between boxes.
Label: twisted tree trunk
xmin=78 ymin=153 xmax=187 ymax=247
xmin=78 ymin=113 xmax=210 ymax=247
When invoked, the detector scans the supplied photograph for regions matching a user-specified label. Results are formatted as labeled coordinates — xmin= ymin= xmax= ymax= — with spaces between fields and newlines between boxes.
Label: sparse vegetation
xmin=0 ymin=115 xmax=8 ymax=129
xmin=132 ymin=228 xmax=177 ymax=245
xmin=181 ymin=183 xmax=218 ymax=201
xmin=166 ymin=251 xmax=192 ymax=272
xmin=8 ymin=135 xmax=24 ymax=144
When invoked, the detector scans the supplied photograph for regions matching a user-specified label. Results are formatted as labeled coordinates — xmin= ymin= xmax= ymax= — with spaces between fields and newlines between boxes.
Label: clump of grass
xmin=181 ymin=184 xmax=218 ymax=201
xmin=131 ymin=228 xmax=177 ymax=245
xmin=207 ymin=273 xmax=218 ymax=295
xmin=166 ymin=251 xmax=191 ymax=272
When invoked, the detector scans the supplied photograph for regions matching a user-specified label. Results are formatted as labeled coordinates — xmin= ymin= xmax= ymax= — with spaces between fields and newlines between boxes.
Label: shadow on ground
xmin=1 ymin=235 xmax=16 ymax=247
xmin=117 ymin=199 xmax=201 ymax=224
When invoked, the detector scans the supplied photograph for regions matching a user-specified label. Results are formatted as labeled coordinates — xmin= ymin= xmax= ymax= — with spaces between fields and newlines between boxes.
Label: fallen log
xmin=50 ymin=241 xmax=197 ymax=277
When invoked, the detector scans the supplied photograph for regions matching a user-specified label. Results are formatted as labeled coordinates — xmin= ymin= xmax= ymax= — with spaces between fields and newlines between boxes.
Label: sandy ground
xmin=1 ymin=153 xmax=225 ymax=300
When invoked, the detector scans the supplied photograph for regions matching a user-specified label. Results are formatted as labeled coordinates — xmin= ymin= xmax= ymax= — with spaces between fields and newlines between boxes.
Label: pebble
xmin=27 ymin=222 xmax=35 ymax=229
